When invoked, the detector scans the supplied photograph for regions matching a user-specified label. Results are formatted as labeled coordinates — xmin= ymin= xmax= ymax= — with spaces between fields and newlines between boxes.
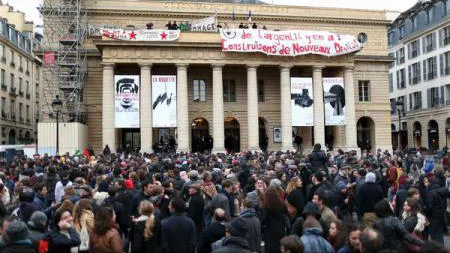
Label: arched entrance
xmin=413 ymin=122 xmax=422 ymax=148
xmin=445 ymin=118 xmax=450 ymax=149
xmin=8 ymin=129 xmax=16 ymax=144
xmin=357 ymin=117 xmax=375 ymax=152
xmin=428 ymin=120 xmax=439 ymax=153
xmin=224 ymin=117 xmax=240 ymax=153
xmin=258 ymin=117 xmax=268 ymax=151
xmin=191 ymin=117 xmax=210 ymax=153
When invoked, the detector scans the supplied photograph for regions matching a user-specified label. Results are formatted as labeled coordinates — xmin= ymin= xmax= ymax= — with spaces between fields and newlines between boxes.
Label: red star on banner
xmin=129 ymin=31 xmax=137 ymax=40
xmin=160 ymin=31 xmax=168 ymax=40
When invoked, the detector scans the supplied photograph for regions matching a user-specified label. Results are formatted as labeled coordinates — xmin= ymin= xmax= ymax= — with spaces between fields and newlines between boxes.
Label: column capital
xmin=101 ymin=62 xmax=115 ymax=68
xmin=138 ymin=63 xmax=152 ymax=68
xmin=175 ymin=63 xmax=189 ymax=69
xmin=211 ymin=63 xmax=225 ymax=69
xmin=312 ymin=65 xmax=325 ymax=71
xmin=246 ymin=64 xmax=259 ymax=70
xmin=279 ymin=64 xmax=293 ymax=71
xmin=344 ymin=65 xmax=355 ymax=72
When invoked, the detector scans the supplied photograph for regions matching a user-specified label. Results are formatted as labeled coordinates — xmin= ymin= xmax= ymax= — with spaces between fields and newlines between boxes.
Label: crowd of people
xmin=0 ymin=144 xmax=448 ymax=253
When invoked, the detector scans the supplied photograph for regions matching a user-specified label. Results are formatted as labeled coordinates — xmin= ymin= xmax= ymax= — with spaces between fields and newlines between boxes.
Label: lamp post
xmin=52 ymin=95 xmax=63 ymax=155
xmin=396 ymin=100 xmax=404 ymax=150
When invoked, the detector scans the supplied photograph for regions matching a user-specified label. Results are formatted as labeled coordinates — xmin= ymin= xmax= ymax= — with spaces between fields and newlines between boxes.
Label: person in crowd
xmin=16 ymin=187 xmax=40 ymax=224
xmin=327 ymin=219 xmax=348 ymax=251
xmin=308 ymin=144 xmax=327 ymax=171
xmin=211 ymin=217 xmax=252 ymax=253
xmin=46 ymin=209 xmax=81 ymax=253
xmin=401 ymin=197 xmax=427 ymax=237
xmin=312 ymin=191 xmax=337 ymax=234
xmin=27 ymin=211 xmax=48 ymax=250
xmin=129 ymin=200 xmax=161 ymax=253
xmin=280 ymin=235 xmax=304 ymax=253
xmin=0 ymin=220 xmax=35 ymax=253
xmin=187 ymin=184 xmax=204 ymax=240
xmin=72 ymin=199 xmax=94 ymax=253
xmin=198 ymin=208 xmax=226 ymax=253
xmin=238 ymin=199 xmax=260 ymax=252
xmin=300 ymin=217 xmax=334 ymax=253
xmin=359 ymin=227 xmax=384 ymax=253
xmin=337 ymin=223 xmax=364 ymax=253
xmin=260 ymin=186 xmax=289 ymax=253
xmin=161 ymin=196 xmax=196 ymax=253
xmin=285 ymin=176 xmax=305 ymax=220
xmin=89 ymin=207 xmax=123 ymax=253
xmin=357 ymin=172 xmax=384 ymax=227
xmin=54 ymin=171 xmax=72 ymax=203
xmin=426 ymin=167 xmax=449 ymax=244
xmin=130 ymin=179 xmax=152 ymax=217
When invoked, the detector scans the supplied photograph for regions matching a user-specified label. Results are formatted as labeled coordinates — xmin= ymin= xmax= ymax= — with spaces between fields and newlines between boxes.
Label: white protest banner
xmin=291 ymin=78 xmax=314 ymax=126
xmin=152 ymin=75 xmax=177 ymax=128
xmin=220 ymin=29 xmax=362 ymax=56
xmin=96 ymin=28 xmax=180 ymax=41
xmin=115 ymin=75 xmax=140 ymax=128
xmin=323 ymin=77 xmax=346 ymax=126
xmin=191 ymin=15 xmax=217 ymax=32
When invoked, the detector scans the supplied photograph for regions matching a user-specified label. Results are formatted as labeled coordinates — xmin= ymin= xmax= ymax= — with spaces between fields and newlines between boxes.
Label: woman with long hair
xmin=89 ymin=207 xmax=124 ymax=253
xmin=260 ymin=186 xmax=289 ymax=253
xmin=327 ymin=219 xmax=348 ymax=251
xmin=72 ymin=199 xmax=94 ymax=253
xmin=47 ymin=209 xmax=81 ymax=253
xmin=130 ymin=200 xmax=161 ymax=253
xmin=401 ymin=197 xmax=428 ymax=237
xmin=285 ymin=176 xmax=305 ymax=219
xmin=337 ymin=223 xmax=364 ymax=253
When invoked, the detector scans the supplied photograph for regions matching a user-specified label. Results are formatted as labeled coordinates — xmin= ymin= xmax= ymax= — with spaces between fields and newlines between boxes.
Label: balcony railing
xmin=26 ymin=118 xmax=30 ymax=123
xmin=18 ymin=90 xmax=23 ymax=96
xmin=25 ymin=70 xmax=30 ymax=76
xmin=18 ymin=66 xmax=23 ymax=72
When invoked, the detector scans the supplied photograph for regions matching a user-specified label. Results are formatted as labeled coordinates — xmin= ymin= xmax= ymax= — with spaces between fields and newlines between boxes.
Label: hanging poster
xmin=273 ymin=126 xmax=282 ymax=143
xmin=115 ymin=75 xmax=140 ymax=128
xmin=291 ymin=78 xmax=314 ymax=126
xmin=323 ymin=77 xmax=346 ymax=126
xmin=152 ymin=75 xmax=177 ymax=127
xmin=191 ymin=15 xmax=217 ymax=32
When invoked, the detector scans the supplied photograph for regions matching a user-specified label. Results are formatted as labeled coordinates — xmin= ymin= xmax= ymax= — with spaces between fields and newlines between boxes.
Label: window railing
xmin=1 ymin=111 xmax=6 ymax=118
xmin=412 ymin=77 xmax=419 ymax=84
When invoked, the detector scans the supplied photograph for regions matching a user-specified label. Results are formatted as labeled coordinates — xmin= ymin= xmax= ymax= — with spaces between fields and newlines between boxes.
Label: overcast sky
xmin=2 ymin=0 xmax=419 ymax=26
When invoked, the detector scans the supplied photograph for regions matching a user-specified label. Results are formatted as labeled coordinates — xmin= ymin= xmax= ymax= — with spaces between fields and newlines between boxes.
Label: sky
xmin=2 ymin=0 xmax=419 ymax=26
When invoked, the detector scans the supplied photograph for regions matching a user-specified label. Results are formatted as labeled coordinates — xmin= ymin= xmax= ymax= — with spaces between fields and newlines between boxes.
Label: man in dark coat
xmin=130 ymin=179 xmax=152 ymax=216
xmin=238 ymin=200 xmax=261 ymax=253
xmin=187 ymin=184 xmax=205 ymax=240
xmin=198 ymin=208 xmax=226 ymax=253
xmin=161 ymin=197 xmax=197 ymax=253
xmin=357 ymin=172 xmax=384 ymax=227
xmin=308 ymin=143 xmax=327 ymax=171
xmin=426 ymin=168 xmax=450 ymax=245
xmin=212 ymin=218 xmax=252 ymax=253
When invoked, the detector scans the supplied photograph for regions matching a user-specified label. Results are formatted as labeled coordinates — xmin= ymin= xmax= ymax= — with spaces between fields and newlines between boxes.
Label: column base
xmin=177 ymin=148 xmax=190 ymax=153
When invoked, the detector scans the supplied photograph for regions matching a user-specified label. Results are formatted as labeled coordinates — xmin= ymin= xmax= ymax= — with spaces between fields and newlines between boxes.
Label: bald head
xmin=360 ymin=227 xmax=383 ymax=253
xmin=214 ymin=208 xmax=226 ymax=222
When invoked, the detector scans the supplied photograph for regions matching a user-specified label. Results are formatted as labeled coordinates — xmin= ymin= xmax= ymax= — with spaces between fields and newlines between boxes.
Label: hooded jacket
xmin=300 ymin=228 xmax=335 ymax=253
xmin=211 ymin=236 xmax=253 ymax=253
xmin=238 ymin=208 xmax=261 ymax=252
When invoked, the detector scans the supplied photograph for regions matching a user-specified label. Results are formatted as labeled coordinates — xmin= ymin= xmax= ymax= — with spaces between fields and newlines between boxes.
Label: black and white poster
xmin=291 ymin=78 xmax=314 ymax=126
xmin=323 ymin=77 xmax=346 ymax=126
xmin=114 ymin=75 xmax=140 ymax=128
xmin=273 ymin=126 xmax=282 ymax=143
xmin=152 ymin=75 xmax=177 ymax=127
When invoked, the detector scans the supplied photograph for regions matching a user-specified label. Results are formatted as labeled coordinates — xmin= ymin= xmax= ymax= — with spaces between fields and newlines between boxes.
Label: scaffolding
xmin=39 ymin=0 xmax=87 ymax=123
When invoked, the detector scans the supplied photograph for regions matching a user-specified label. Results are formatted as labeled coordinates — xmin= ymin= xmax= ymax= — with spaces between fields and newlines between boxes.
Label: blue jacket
xmin=301 ymin=228 xmax=335 ymax=253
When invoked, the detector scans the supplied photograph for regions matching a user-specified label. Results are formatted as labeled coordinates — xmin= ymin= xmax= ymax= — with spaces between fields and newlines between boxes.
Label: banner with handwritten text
xmin=220 ymin=29 xmax=361 ymax=56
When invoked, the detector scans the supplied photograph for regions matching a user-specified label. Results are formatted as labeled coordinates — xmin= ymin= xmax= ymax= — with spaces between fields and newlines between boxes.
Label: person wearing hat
xmin=27 ymin=211 xmax=48 ymax=250
xmin=357 ymin=172 xmax=384 ymax=227
xmin=2 ymin=220 xmax=35 ymax=253
xmin=212 ymin=218 xmax=252 ymax=253
xmin=187 ymin=184 xmax=205 ymax=242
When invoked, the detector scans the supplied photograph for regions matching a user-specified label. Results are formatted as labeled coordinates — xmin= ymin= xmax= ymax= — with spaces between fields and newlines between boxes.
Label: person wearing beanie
xmin=2 ymin=220 xmax=35 ymax=253
xmin=357 ymin=172 xmax=384 ymax=227
xmin=27 ymin=211 xmax=48 ymax=250
xmin=212 ymin=218 xmax=252 ymax=253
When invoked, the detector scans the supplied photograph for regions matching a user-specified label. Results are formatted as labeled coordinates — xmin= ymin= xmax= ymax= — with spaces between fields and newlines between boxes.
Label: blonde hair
xmin=139 ymin=200 xmax=155 ymax=239
xmin=286 ymin=177 xmax=301 ymax=195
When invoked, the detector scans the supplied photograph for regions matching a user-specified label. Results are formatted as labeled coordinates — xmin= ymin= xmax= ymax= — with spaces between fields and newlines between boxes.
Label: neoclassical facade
xmin=43 ymin=0 xmax=393 ymax=153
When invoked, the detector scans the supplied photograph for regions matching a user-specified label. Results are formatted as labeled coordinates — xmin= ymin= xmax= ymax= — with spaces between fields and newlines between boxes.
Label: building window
xmin=390 ymin=98 xmax=396 ymax=114
xmin=440 ymin=25 xmax=450 ymax=47
xmin=427 ymin=87 xmax=441 ymax=108
xmin=396 ymin=68 xmax=406 ymax=89
xmin=223 ymin=79 xmax=236 ymax=102
xmin=389 ymin=52 xmax=395 ymax=68
xmin=410 ymin=91 xmax=422 ymax=110
xmin=18 ymin=56 xmax=22 ymax=68
xmin=389 ymin=73 xmax=394 ymax=92
xmin=1 ymin=97 xmax=5 ymax=114
xmin=26 ymin=105 xmax=29 ymax=121
xmin=0 ymin=44 xmax=4 ymax=59
xmin=10 ymin=99 xmax=14 ymax=116
xmin=26 ymin=81 xmax=29 ymax=95
xmin=0 ymin=69 xmax=4 ymax=87
xmin=397 ymin=96 xmax=406 ymax=114
xmin=399 ymin=24 xmax=405 ymax=40
xmin=423 ymin=56 xmax=437 ymax=81
xmin=408 ymin=39 xmax=420 ymax=59
xmin=423 ymin=33 xmax=436 ymax=53
xmin=18 ymin=77 xmax=22 ymax=92
xmin=258 ymin=80 xmax=264 ymax=102
xmin=358 ymin=80 xmax=370 ymax=102
xmin=440 ymin=51 xmax=450 ymax=76
xmin=10 ymin=73 xmax=14 ymax=89
xmin=408 ymin=62 xmax=421 ymax=84
xmin=396 ymin=48 xmax=405 ymax=64
xmin=9 ymin=50 xmax=14 ymax=65
xmin=19 ymin=102 xmax=22 ymax=119
xmin=192 ymin=80 xmax=206 ymax=102
xmin=446 ymin=84 xmax=450 ymax=105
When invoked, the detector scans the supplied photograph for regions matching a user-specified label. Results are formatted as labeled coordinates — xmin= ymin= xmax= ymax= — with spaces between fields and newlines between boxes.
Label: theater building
xmin=40 ymin=0 xmax=393 ymax=154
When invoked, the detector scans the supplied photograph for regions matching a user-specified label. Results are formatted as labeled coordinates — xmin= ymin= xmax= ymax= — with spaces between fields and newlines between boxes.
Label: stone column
xmin=212 ymin=64 xmax=225 ymax=153
xmin=344 ymin=66 xmax=358 ymax=150
xmin=176 ymin=63 xmax=189 ymax=152
xmin=102 ymin=63 xmax=115 ymax=152
xmin=140 ymin=64 xmax=153 ymax=154
xmin=247 ymin=65 xmax=259 ymax=151
xmin=280 ymin=65 xmax=294 ymax=151
xmin=313 ymin=66 xmax=325 ymax=148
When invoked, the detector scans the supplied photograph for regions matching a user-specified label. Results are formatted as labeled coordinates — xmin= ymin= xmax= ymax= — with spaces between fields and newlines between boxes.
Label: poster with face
xmin=323 ymin=77 xmax=346 ymax=126
xmin=152 ymin=75 xmax=177 ymax=127
xmin=114 ymin=75 xmax=140 ymax=128
xmin=291 ymin=78 xmax=314 ymax=126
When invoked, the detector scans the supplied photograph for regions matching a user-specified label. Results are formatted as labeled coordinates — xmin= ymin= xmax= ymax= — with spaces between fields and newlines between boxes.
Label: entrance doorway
xmin=428 ymin=120 xmax=439 ymax=153
xmin=121 ymin=129 xmax=140 ymax=153
xmin=325 ymin=126 xmax=336 ymax=151
xmin=413 ymin=121 xmax=422 ymax=148
xmin=357 ymin=117 xmax=375 ymax=152
xmin=259 ymin=117 xmax=268 ymax=151
xmin=224 ymin=117 xmax=240 ymax=153
xmin=191 ymin=117 xmax=210 ymax=153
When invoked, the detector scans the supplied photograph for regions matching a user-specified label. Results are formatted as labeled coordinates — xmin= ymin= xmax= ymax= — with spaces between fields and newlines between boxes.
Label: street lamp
xmin=52 ymin=95 xmax=63 ymax=155
xmin=396 ymin=100 xmax=404 ymax=150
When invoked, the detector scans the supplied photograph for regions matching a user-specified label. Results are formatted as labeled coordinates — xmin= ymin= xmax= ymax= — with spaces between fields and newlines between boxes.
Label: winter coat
xmin=206 ymin=192 xmax=230 ymax=217
xmin=130 ymin=191 xmax=151 ymax=217
xmin=89 ymin=228 xmax=124 ymax=253
xmin=357 ymin=182 xmax=384 ymax=216
xmin=130 ymin=215 xmax=161 ymax=253
xmin=161 ymin=213 xmax=196 ymax=253
xmin=260 ymin=207 xmax=288 ymax=253
xmin=286 ymin=188 xmax=305 ymax=217
xmin=115 ymin=187 xmax=133 ymax=218
xmin=309 ymin=150 xmax=327 ymax=171
xmin=17 ymin=202 xmax=40 ymax=224
xmin=103 ymin=196 xmax=127 ymax=235
xmin=395 ymin=185 xmax=409 ymax=217
xmin=426 ymin=178 xmax=450 ymax=222
xmin=74 ymin=210 xmax=94 ymax=234
xmin=45 ymin=175 xmax=59 ymax=203
xmin=46 ymin=228 xmax=81 ymax=253
xmin=373 ymin=216 xmax=424 ymax=250
xmin=238 ymin=208 xmax=261 ymax=252
xmin=187 ymin=192 xmax=205 ymax=237
xmin=211 ymin=236 xmax=253 ymax=253
xmin=0 ymin=240 xmax=36 ymax=253
xmin=198 ymin=221 xmax=226 ymax=253
xmin=27 ymin=223 xmax=46 ymax=250
xmin=300 ymin=228 xmax=335 ymax=253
